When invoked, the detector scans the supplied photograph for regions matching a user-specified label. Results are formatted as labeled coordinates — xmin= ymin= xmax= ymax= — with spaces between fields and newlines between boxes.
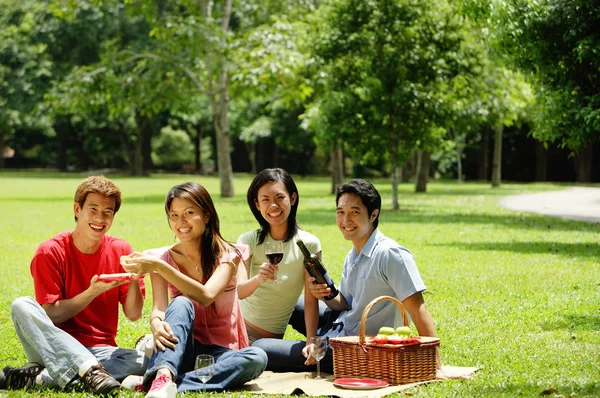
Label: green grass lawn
xmin=0 ymin=172 xmax=598 ymax=397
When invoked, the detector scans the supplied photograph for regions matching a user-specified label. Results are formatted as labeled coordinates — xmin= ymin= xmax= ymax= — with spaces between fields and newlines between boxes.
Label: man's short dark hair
xmin=74 ymin=175 xmax=121 ymax=222
xmin=335 ymin=179 xmax=381 ymax=229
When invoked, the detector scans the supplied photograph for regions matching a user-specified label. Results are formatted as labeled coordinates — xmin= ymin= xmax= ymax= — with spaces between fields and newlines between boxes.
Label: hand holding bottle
xmin=307 ymin=276 xmax=336 ymax=301
xmin=296 ymin=239 xmax=339 ymax=300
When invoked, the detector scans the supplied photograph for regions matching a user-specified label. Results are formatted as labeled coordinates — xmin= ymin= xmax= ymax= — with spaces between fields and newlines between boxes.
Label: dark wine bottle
xmin=296 ymin=239 xmax=339 ymax=300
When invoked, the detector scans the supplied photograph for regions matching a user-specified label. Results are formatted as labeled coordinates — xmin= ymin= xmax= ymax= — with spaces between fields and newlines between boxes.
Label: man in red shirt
xmin=0 ymin=176 xmax=147 ymax=395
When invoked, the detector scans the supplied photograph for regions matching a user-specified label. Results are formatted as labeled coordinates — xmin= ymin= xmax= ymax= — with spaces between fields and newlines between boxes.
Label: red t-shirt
xmin=30 ymin=231 xmax=145 ymax=347
xmin=148 ymin=245 xmax=250 ymax=350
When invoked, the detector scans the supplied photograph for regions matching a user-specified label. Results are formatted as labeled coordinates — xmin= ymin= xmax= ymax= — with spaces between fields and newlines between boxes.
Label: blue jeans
xmin=252 ymin=295 xmax=338 ymax=373
xmin=144 ymin=296 xmax=267 ymax=392
xmin=10 ymin=296 xmax=147 ymax=388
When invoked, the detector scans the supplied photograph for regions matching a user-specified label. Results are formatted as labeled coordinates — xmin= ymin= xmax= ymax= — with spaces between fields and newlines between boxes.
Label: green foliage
xmin=311 ymin=0 xmax=471 ymax=170
xmin=0 ymin=0 xmax=53 ymax=138
xmin=466 ymin=0 xmax=600 ymax=152
xmin=0 ymin=172 xmax=599 ymax=397
xmin=239 ymin=116 xmax=272 ymax=143
xmin=151 ymin=126 xmax=194 ymax=170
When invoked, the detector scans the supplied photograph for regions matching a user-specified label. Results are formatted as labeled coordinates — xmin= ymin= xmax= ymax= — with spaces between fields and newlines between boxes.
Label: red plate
xmin=98 ymin=273 xmax=136 ymax=282
xmin=333 ymin=378 xmax=389 ymax=390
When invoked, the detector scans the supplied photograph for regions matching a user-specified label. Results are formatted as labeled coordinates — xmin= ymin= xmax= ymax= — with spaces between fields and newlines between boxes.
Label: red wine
xmin=267 ymin=252 xmax=284 ymax=265
xmin=296 ymin=239 xmax=339 ymax=300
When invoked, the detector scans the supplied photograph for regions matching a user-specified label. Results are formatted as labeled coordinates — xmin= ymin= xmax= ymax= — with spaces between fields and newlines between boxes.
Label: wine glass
xmin=265 ymin=240 xmax=284 ymax=283
xmin=308 ymin=336 xmax=328 ymax=379
xmin=195 ymin=354 xmax=215 ymax=393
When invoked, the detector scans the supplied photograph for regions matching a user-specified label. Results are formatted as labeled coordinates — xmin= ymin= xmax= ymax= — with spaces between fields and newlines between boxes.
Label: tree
xmin=98 ymin=0 xmax=321 ymax=195
xmin=0 ymin=0 xmax=52 ymax=168
xmin=466 ymin=0 xmax=600 ymax=154
xmin=314 ymin=0 xmax=467 ymax=205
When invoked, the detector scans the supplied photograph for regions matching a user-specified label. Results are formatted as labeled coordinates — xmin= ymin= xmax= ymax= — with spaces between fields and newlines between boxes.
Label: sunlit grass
xmin=0 ymin=172 xmax=598 ymax=397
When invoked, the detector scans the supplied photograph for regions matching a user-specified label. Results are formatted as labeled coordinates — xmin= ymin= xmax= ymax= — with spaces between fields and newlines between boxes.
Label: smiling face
xmin=254 ymin=180 xmax=297 ymax=236
xmin=168 ymin=197 xmax=208 ymax=244
xmin=73 ymin=193 xmax=116 ymax=247
xmin=336 ymin=193 xmax=378 ymax=252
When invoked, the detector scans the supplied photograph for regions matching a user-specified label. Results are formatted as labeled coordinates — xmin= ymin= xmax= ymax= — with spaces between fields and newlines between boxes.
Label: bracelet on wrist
xmin=150 ymin=315 xmax=164 ymax=324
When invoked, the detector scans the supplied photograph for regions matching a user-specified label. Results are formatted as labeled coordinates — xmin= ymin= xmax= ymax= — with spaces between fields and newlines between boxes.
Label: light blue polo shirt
xmin=326 ymin=228 xmax=426 ymax=338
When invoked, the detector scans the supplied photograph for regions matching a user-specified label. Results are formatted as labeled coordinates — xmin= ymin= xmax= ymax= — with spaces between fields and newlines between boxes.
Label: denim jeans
xmin=252 ymin=295 xmax=338 ymax=373
xmin=144 ymin=296 xmax=267 ymax=392
xmin=10 ymin=296 xmax=147 ymax=388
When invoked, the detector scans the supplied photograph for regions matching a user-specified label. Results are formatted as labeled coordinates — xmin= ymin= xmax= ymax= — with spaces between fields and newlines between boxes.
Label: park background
xmin=1 ymin=0 xmax=599 ymax=397
xmin=1 ymin=0 xmax=599 ymax=194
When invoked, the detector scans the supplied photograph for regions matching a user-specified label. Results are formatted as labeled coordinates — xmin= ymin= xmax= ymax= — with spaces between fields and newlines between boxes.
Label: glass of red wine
xmin=265 ymin=240 xmax=284 ymax=284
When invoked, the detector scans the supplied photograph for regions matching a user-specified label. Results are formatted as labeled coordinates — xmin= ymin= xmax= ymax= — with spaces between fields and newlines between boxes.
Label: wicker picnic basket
xmin=329 ymin=295 xmax=440 ymax=385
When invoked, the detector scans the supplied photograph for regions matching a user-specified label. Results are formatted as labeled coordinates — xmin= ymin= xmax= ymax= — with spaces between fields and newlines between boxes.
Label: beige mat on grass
xmin=237 ymin=366 xmax=478 ymax=397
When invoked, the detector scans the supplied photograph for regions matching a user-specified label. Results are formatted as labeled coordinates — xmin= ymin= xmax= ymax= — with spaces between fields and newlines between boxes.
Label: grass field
xmin=0 ymin=172 xmax=598 ymax=397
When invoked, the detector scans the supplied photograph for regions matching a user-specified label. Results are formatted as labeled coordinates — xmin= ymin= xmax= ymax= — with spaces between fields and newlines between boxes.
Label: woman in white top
xmin=237 ymin=168 xmax=321 ymax=367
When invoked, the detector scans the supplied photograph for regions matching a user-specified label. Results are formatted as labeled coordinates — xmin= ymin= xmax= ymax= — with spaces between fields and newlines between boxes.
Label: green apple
xmin=378 ymin=326 xmax=396 ymax=335
xmin=395 ymin=326 xmax=412 ymax=336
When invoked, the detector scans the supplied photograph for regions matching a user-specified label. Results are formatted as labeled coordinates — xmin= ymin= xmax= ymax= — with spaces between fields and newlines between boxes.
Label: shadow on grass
xmin=384 ymin=211 xmax=599 ymax=231
xmin=463 ymin=381 xmax=600 ymax=397
xmin=541 ymin=314 xmax=600 ymax=332
xmin=302 ymin=207 xmax=599 ymax=233
xmin=435 ymin=241 xmax=600 ymax=259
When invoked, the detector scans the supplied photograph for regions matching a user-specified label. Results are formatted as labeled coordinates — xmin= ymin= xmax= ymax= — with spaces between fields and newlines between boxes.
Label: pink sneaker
xmin=145 ymin=374 xmax=176 ymax=398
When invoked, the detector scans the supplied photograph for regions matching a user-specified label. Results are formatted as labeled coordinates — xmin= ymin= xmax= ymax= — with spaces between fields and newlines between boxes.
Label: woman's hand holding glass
xmin=265 ymin=240 xmax=285 ymax=284
xmin=256 ymin=262 xmax=276 ymax=284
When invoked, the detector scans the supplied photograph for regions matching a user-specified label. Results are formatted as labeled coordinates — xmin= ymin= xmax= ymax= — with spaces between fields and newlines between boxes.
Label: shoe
xmin=145 ymin=374 xmax=176 ymax=398
xmin=135 ymin=333 xmax=155 ymax=358
xmin=80 ymin=364 xmax=120 ymax=395
xmin=121 ymin=375 xmax=144 ymax=391
xmin=0 ymin=363 xmax=44 ymax=390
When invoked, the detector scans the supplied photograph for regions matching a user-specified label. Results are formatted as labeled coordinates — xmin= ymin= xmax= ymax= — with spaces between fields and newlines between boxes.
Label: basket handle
xmin=359 ymin=295 xmax=408 ymax=345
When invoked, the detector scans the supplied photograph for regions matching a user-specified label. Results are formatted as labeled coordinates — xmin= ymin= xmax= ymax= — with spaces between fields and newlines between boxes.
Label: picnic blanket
xmin=237 ymin=366 xmax=478 ymax=397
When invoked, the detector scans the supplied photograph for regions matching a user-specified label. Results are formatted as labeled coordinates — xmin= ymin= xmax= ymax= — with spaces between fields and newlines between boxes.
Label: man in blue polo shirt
xmin=314 ymin=178 xmax=437 ymax=341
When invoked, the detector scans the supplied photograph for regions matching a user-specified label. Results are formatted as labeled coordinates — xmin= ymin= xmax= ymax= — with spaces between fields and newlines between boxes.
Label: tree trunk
xmin=331 ymin=138 xmax=344 ymax=194
xmin=575 ymin=145 xmax=593 ymax=182
xmin=211 ymin=67 xmax=235 ymax=197
xmin=209 ymin=0 xmax=235 ymax=197
xmin=400 ymin=157 xmax=412 ymax=182
xmin=450 ymin=128 xmax=464 ymax=183
xmin=534 ymin=141 xmax=548 ymax=182
xmin=54 ymin=120 xmax=71 ymax=172
xmin=194 ymin=124 xmax=202 ymax=174
xmin=491 ymin=124 xmax=503 ymax=187
xmin=133 ymin=109 xmax=151 ymax=176
xmin=118 ymin=123 xmax=135 ymax=171
xmin=0 ymin=135 xmax=5 ymax=168
xmin=142 ymin=118 xmax=153 ymax=173
xmin=212 ymin=97 xmax=234 ymax=196
xmin=456 ymin=149 xmax=463 ymax=183
xmin=391 ymin=164 xmax=401 ymax=210
xmin=478 ymin=127 xmax=489 ymax=180
xmin=247 ymin=142 xmax=256 ymax=175
xmin=390 ymin=140 xmax=400 ymax=209
xmin=415 ymin=150 xmax=430 ymax=193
